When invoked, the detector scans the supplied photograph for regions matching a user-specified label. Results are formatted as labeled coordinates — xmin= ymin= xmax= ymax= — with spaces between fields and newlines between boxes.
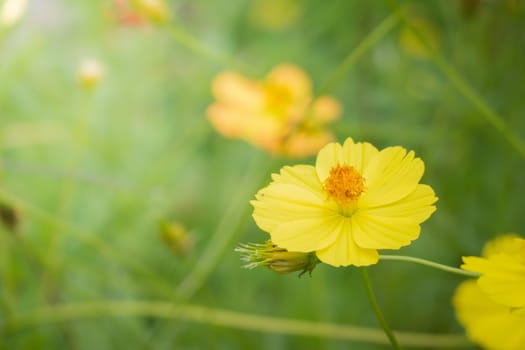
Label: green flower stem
xmin=142 ymin=154 xmax=273 ymax=343
xmin=360 ymin=268 xmax=402 ymax=350
xmin=379 ymin=255 xmax=480 ymax=278
xmin=163 ymin=22 xmax=251 ymax=72
xmin=4 ymin=300 xmax=470 ymax=347
xmin=387 ymin=0 xmax=525 ymax=160
xmin=175 ymin=154 xmax=270 ymax=300
xmin=317 ymin=12 xmax=400 ymax=96
xmin=45 ymin=88 xmax=94 ymax=303
xmin=0 ymin=227 xmax=15 ymax=318
xmin=287 ymin=11 xmax=399 ymax=136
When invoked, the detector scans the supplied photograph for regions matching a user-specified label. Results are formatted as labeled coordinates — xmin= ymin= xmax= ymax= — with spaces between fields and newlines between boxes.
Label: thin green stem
xmin=379 ymin=255 xmax=480 ymax=278
xmin=317 ymin=12 xmax=400 ymax=96
xmin=387 ymin=0 xmax=525 ymax=159
xmin=175 ymin=155 xmax=268 ymax=300
xmin=360 ymin=268 xmax=402 ymax=350
xmin=45 ymin=88 xmax=94 ymax=305
xmin=0 ymin=229 xmax=15 ymax=318
xmin=285 ymin=11 xmax=399 ymax=139
xmin=4 ymin=300 xmax=470 ymax=347
xmin=142 ymin=154 xmax=272 ymax=345
xmin=163 ymin=22 xmax=251 ymax=72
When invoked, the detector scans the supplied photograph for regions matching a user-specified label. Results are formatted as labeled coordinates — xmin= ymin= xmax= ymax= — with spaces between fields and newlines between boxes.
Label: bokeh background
xmin=1 ymin=0 xmax=524 ymax=349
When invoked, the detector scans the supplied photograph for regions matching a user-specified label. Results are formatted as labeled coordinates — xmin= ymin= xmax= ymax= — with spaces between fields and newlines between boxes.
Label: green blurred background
xmin=1 ymin=0 xmax=524 ymax=349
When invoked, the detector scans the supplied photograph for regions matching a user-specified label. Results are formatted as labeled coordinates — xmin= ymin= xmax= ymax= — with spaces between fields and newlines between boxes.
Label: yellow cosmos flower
xmin=207 ymin=63 xmax=341 ymax=158
xmin=251 ymin=137 xmax=438 ymax=267
xmin=454 ymin=234 xmax=525 ymax=350
xmin=454 ymin=280 xmax=525 ymax=350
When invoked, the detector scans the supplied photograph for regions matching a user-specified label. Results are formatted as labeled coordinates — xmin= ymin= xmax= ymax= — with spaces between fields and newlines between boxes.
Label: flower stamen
xmin=323 ymin=165 xmax=365 ymax=204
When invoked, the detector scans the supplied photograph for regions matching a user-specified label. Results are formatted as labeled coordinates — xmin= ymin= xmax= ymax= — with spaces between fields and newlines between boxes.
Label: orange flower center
xmin=323 ymin=165 xmax=365 ymax=204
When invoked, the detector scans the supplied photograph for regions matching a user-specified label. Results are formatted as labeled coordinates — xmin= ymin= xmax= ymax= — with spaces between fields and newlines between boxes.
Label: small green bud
xmin=0 ymin=201 xmax=20 ymax=234
xmin=160 ymin=221 xmax=193 ymax=256
xmin=235 ymin=240 xmax=319 ymax=276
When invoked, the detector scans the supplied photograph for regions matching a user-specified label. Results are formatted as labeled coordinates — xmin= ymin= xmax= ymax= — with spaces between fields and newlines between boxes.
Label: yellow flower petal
xmin=482 ymin=234 xmax=522 ymax=258
xmin=311 ymin=95 xmax=342 ymax=123
xmin=352 ymin=212 xmax=420 ymax=250
xmin=206 ymin=104 xmax=246 ymax=138
xmin=315 ymin=141 xmax=345 ymax=181
xmin=282 ymin=130 xmax=334 ymax=159
xmin=461 ymin=256 xmax=491 ymax=273
xmin=271 ymin=215 xmax=342 ymax=252
xmin=211 ymin=71 xmax=265 ymax=108
xmin=251 ymin=182 xmax=336 ymax=233
xmin=341 ymin=138 xmax=380 ymax=174
xmin=361 ymin=184 xmax=437 ymax=222
xmin=315 ymin=138 xmax=379 ymax=181
xmin=266 ymin=63 xmax=312 ymax=100
xmin=270 ymin=165 xmax=322 ymax=194
xmin=362 ymin=147 xmax=424 ymax=206
xmin=207 ymin=105 xmax=282 ymax=143
xmin=316 ymin=218 xmax=379 ymax=267
xmin=465 ymin=254 xmax=525 ymax=308
xmin=453 ymin=280 xmax=525 ymax=350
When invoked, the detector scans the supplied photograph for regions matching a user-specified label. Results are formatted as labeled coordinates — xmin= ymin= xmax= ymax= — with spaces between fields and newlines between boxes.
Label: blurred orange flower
xmin=111 ymin=0 xmax=145 ymax=26
xmin=207 ymin=64 xmax=342 ymax=158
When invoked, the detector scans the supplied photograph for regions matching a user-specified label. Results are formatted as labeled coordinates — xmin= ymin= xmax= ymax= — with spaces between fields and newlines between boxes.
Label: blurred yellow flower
xmin=133 ymin=0 xmax=170 ymax=24
xmin=453 ymin=234 xmax=525 ymax=350
xmin=251 ymin=137 xmax=437 ymax=267
xmin=207 ymin=63 xmax=341 ymax=158
xmin=461 ymin=234 xmax=525 ymax=310
xmin=248 ymin=0 xmax=301 ymax=31
xmin=77 ymin=58 xmax=104 ymax=90
xmin=0 ymin=0 xmax=27 ymax=29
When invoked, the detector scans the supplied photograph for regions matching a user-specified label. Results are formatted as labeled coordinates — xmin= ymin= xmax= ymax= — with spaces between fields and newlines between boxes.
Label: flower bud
xmin=160 ymin=222 xmax=193 ymax=256
xmin=0 ymin=201 xmax=20 ymax=234
xmin=235 ymin=241 xmax=319 ymax=276
xmin=77 ymin=58 xmax=104 ymax=90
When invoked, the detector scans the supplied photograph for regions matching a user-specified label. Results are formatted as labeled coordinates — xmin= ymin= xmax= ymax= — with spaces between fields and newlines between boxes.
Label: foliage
xmin=1 ymin=0 xmax=524 ymax=349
